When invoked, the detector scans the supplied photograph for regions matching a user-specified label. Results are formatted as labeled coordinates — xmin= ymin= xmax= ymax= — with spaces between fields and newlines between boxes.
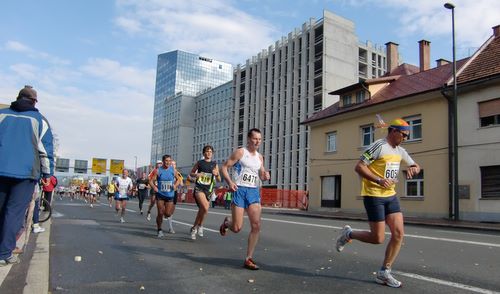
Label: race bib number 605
xmin=384 ymin=162 xmax=400 ymax=180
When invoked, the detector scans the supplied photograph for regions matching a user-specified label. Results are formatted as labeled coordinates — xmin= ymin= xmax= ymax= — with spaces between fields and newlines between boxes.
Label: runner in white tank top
xmin=219 ymin=128 xmax=270 ymax=270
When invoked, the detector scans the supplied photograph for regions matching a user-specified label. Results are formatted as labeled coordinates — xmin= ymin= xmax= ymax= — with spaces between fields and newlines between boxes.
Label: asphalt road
xmin=49 ymin=197 xmax=500 ymax=293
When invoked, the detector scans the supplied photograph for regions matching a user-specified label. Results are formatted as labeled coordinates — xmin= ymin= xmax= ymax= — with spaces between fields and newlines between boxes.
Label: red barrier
xmin=181 ymin=187 xmax=308 ymax=210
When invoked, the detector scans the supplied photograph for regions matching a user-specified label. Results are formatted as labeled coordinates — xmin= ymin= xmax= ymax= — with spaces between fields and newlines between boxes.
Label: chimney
xmin=493 ymin=25 xmax=500 ymax=37
xmin=418 ymin=40 xmax=431 ymax=71
xmin=436 ymin=58 xmax=450 ymax=67
xmin=385 ymin=42 xmax=399 ymax=74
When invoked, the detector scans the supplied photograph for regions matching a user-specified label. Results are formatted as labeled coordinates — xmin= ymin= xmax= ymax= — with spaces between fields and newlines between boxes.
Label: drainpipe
xmin=440 ymin=85 xmax=454 ymax=219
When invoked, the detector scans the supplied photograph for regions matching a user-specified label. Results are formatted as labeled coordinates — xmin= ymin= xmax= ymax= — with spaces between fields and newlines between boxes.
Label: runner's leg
xmin=245 ymin=203 xmax=262 ymax=259
xmin=382 ymin=212 xmax=404 ymax=269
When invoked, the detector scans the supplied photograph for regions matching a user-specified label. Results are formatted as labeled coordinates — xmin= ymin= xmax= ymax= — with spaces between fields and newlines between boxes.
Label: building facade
xmin=232 ymin=10 xmax=386 ymax=190
xmin=192 ymin=81 xmax=234 ymax=167
xmin=151 ymin=50 xmax=233 ymax=164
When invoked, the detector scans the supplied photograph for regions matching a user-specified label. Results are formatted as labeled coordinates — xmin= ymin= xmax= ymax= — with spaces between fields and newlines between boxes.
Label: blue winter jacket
xmin=0 ymin=99 xmax=54 ymax=180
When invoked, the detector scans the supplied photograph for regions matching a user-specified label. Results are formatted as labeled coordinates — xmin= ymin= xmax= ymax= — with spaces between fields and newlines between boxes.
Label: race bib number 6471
xmin=242 ymin=173 xmax=258 ymax=186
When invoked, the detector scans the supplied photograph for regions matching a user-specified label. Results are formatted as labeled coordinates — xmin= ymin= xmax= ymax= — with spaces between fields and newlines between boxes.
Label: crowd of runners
xmin=52 ymin=120 xmax=419 ymax=288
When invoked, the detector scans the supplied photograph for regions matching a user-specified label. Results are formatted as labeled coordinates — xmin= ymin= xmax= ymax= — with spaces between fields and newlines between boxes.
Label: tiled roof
xmin=384 ymin=63 xmax=420 ymax=76
xmin=457 ymin=35 xmax=500 ymax=84
xmin=303 ymin=59 xmax=468 ymax=124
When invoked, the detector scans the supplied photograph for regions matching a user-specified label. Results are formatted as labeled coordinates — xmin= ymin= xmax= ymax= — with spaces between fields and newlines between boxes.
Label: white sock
xmin=167 ymin=217 xmax=173 ymax=230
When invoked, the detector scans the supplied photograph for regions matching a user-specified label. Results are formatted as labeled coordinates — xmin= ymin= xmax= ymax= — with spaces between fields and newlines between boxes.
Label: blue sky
xmin=1 ymin=0 xmax=498 ymax=168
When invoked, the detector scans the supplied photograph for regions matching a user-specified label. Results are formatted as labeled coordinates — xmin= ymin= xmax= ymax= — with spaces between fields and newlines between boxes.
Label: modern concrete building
xmin=151 ymin=50 xmax=233 ymax=166
xmin=192 ymin=81 xmax=234 ymax=167
xmin=232 ymin=10 xmax=386 ymax=190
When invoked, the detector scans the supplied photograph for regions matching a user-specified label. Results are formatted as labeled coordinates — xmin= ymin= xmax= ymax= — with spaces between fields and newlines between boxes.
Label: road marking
xmin=175 ymin=207 xmax=500 ymax=248
xmin=395 ymin=271 xmax=500 ymax=294
xmin=171 ymin=220 xmax=219 ymax=233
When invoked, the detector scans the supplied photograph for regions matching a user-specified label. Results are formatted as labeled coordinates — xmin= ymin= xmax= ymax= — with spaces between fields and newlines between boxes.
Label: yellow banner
xmin=92 ymin=158 xmax=107 ymax=174
xmin=110 ymin=159 xmax=124 ymax=175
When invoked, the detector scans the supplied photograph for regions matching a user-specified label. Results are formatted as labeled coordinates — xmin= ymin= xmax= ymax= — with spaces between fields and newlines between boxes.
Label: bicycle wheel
xmin=39 ymin=198 xmax=52 ymax=223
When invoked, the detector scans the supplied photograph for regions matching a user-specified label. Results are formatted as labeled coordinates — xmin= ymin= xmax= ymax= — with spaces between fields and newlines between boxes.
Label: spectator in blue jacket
xmin=0 ymin=85 xmax=54 ymax=266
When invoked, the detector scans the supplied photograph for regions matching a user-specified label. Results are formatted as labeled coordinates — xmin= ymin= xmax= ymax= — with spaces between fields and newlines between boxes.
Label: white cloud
xmin=3 ymin=40 xmax=71 ymax=66
xmin=5 ymin=41 xmax=31 ymax=52
xmin=113 ymin=0 xmax=278 ymax=64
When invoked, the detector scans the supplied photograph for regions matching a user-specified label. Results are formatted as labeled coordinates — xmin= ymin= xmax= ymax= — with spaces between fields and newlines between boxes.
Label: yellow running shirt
xmin=360 ymin=138 xmax=415 ymax=197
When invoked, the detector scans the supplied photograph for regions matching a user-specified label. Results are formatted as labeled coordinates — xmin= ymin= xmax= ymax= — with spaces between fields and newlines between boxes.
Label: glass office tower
xmin=151 ymin=50 xmax=233 ymax=164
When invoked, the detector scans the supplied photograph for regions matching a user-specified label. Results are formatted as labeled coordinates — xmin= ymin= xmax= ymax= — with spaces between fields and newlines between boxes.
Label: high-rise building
xmin=232 ymin=10 xmax=387 ymax=190
xmin=151 ymin=50 xmax=233 ymax=165
xmin=192 ymin=81 xmax=234 ymax=166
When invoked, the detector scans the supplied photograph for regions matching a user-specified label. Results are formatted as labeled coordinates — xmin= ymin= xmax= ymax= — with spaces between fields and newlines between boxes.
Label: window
xmin=356 ymin=91 xmax=365 ymax=103
xmin=479 ymin=98 xmax=500 ymax=127
xmin=321 ymin=175 xmax=341 ymax=208
xmin=341 ymin=95 xmax=351 ymax=107
xmin=404 ymin=115 xmax=422 ymax=141
xmin=481 ymin=166 xmax=500 ymax=198
xmin=326 ymin=132 xmax=336 ymax=152
xmin=360 ymin=124 xmax=374 ymax=146
xmin=404 ymin=170 xmax=424 ymax=197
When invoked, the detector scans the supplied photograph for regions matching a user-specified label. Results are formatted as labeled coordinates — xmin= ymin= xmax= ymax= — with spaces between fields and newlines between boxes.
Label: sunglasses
xmin=396 ymin=130 xmax=409 ymax=139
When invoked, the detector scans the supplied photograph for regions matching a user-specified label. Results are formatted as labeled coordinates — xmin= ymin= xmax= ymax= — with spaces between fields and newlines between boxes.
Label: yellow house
xmin=303 ymin=26 xmax=500 ymax=221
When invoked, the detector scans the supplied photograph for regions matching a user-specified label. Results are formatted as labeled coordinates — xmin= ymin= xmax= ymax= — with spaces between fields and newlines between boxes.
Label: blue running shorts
xmin=232 ymin=186 xmax=260 ymax=209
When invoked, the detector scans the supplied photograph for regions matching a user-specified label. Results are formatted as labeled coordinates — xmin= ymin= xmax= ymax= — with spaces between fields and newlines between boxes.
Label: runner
xmin=88 ymin=179 xmax=100 ymax=208
xmin=189 ymin=145 xmax=220 ymax=240
xmin=149 ymin=155 xmax=181 ymax=238
xmin=146 ymin=160 xmax=163 ymax=221
xmin=114 ymin=169 xmax=133 ymax=223
xmin=106 ymin=179 xmax=116 ymax=207
xmin=335 ymin=118 xmax=421 ymax=288
xmin=135 ymin=172 xmax=149 ymax=214
xmin=219 ymin=128 xmax=270 ymax=270
xmin=164 ymin=160 xmax=184 ymax=234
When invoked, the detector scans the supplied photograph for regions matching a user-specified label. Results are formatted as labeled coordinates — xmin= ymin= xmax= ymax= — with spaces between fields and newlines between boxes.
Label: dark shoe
xmin=219 ymin=217 xmax=229 ymax=236
xmin=244 ymin=258 xmax=259 ymax=270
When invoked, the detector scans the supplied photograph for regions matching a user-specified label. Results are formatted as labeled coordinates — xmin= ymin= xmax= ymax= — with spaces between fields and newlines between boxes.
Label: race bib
xmin=197 ymin=172 xmax=212 ymax=185
xmin=138 ymin=183 xmax=146 ymax=189
xmin=160 ymin=180 xmax=173 ymax=192
xmin=241 ymin=172 xmax=258 ymax=187
xmin=119 ymin=187 xmax=128 ymax=195
xmin=384 ymin=162 xmax=400 ymax=180
xmin=117 ymin=192 xmax=127 ymax=199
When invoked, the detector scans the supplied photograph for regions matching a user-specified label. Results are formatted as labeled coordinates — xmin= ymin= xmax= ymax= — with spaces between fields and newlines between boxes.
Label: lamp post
xmin=444 ymin=2 xmax=459 ymax=220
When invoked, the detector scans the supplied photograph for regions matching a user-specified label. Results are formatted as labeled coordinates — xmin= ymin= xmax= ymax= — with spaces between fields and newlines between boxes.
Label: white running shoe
xmin=335 ymin=225 xmax=352 ymax=252
xmin=375 ymin=269 xmax=402 ymax=288
xmin=168 ymin=228 xmax=175 ymax=234
xmin=109 ymin=203 xmax=112 ymax=207
xmin=33 ymin=226 xmax=45 ymax=233
xmin=90 ymin=204 xmax=93 ymax=208
xmin=146 ymin=213 xmax=151 ymax=221
xmin=197 ymin=226 xmax=204 ymax=237
xmin=157 ymin=230 xmax=164 ymax=238
xmin=190 ymin=227 xmax=197 ymax=240
xmin=120 ymin=217 xmax=125 ymax=223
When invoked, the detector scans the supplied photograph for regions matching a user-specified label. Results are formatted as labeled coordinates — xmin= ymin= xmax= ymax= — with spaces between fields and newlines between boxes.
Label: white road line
xmin=395 ymin=271 xmax=500 ymax=294
xmin=175 ymin=207 xmax=500 ymax=248
xmin=173 ymin=207 xmax=500 ymax=293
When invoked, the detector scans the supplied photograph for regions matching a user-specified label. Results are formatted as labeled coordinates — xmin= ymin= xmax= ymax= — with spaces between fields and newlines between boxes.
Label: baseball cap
xmin=156 ymin=160 xmax=162 ymax=164
xmin=389 ymin=118 xmax=410 ymax=131
xmin=17 ymin=85 xmax=38 ymax=102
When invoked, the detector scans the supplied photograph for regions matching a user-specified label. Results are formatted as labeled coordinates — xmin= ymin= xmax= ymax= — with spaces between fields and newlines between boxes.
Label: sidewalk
xmin=263 ymin=207 xmax=500 ymax=232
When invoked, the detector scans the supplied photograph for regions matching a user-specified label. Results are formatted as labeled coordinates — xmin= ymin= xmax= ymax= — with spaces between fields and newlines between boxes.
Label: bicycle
xmin=38 ymin=196 xmax=52 ymax=223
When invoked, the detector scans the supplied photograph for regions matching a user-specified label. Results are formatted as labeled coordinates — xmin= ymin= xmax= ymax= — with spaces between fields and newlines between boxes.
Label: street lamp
xmin=444 ymin=2 xmax=459 ymax=220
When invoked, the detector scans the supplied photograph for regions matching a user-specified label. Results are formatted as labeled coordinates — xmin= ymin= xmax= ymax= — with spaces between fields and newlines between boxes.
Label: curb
xmin=23 ymin=220 xmax=50 ymax=294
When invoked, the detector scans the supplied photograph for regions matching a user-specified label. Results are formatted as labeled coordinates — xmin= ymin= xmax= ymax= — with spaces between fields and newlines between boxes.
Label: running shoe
xmin=197 ymin=226 xmax=204 ymax=237
xmin=146 ymin=213 xmax=151 ymax=221
xmin=90 ymin=204 xmax=93 ymax=208
xmin=157 ymin=230 xmax=164 ymax=238
xmin=243 ymin=258 xmax=260 ymax=270
xmin=140 ymin=210 xmax=143 ymax=215
xmin=0 ymin=255 xmax=20 ymax=267
xmin=219 ymin=217 xmax=229 ymax=236
xmin=120 ymin=217 xmax=125 ymax=223
xmin=335 ymin=225 xmax=352 ymax=252
xmin=375 ymin=269 xmax=402 ymax=288
xmin=168 ymin=228 xmax=175 ymax=234
xmin=33 ymin=226 xmax=45 ymax=233
xmin=190 ymin=227 xmax=197 ymax=240
xmin=109 ymin=203 xmax=112 ymax=207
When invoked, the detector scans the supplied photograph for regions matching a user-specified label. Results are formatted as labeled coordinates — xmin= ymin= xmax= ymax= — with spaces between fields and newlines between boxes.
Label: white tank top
xmin=233 ymin=148 xmax=261 ymax=188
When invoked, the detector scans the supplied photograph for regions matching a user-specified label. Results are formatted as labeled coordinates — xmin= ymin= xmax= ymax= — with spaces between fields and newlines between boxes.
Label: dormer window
xmin=342 ymin=94 xmax=352 ymax=107
xmin=356 ymin=90 xmax=366 ymax=103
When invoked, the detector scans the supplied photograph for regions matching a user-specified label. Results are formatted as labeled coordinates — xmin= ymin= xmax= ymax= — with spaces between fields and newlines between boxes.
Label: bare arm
xmin=189 ymin=162 xmax=199 ymax=179
xmin=354 ymin=160 xmax=394 ymax=188
xmin=221 ymin=148 xmax=244 ymax=191
xmin=259 ymin=154 xmax=270 ymax=181
xmin=149 ymin=173 xmax=158 ymax=193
